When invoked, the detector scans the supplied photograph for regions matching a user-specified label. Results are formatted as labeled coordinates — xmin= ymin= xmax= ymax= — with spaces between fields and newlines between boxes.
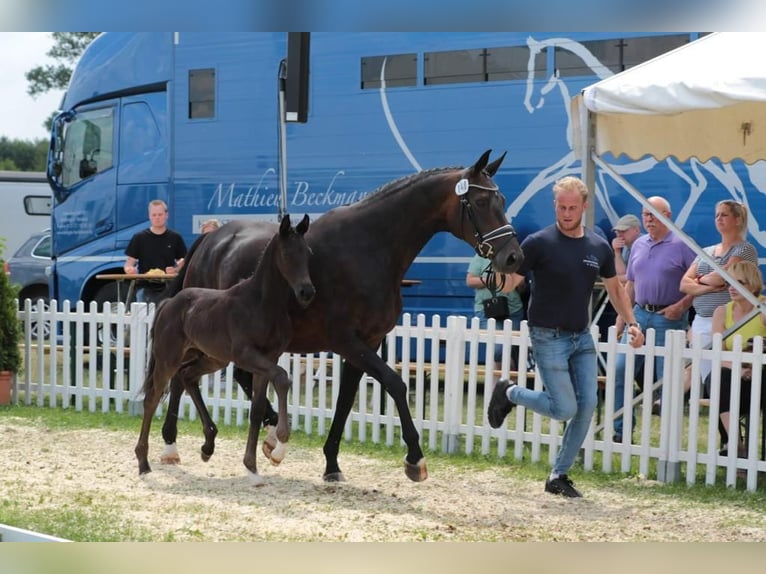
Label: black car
xmin=4 ymin=229 xmax=51 ymax=339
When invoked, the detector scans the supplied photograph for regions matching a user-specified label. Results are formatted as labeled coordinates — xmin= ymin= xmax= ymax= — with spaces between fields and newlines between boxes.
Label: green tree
xmin=25 ymin=32 xmax=100 ymax=133
xmin=25 ymin=32 xmax=100 ymax=97
xmin=0 ymin=136 xmax=47 ymax=172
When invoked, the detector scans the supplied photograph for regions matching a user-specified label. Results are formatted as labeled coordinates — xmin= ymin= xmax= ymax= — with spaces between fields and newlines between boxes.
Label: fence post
xmin=657 ymin=329 xmax=686 ymax=483
xmin=443 ymin=315 xmax=466 ymax=453
xmin=127 ymin=302 xmax=150 ymax=416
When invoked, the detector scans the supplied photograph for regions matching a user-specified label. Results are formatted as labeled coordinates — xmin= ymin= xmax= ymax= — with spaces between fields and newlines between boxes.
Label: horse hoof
xmin=269 ymin=441 xmax=287 ymax=466
xmin=404 ymin=457 xmax=428 ymax=482
xmin=262 ymin=425 xmax=278 ymax=459
xmin=248 ymin=472 xmax=266 ymax=487
xmin=323 ymin=472 xmax=347 ymax=483
xmin=201 ymin=451 xmax=211 ymax=463
xmin=160 ymin=443 xmax=181 ymax=465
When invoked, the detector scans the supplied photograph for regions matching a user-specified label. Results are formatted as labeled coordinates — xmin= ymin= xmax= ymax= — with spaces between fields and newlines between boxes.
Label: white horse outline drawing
xmin=377 ymin=35 xmax=766 ymax=262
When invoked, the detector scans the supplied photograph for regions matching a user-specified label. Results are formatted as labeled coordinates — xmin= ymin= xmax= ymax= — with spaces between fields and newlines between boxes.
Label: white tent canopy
xmin=572 ymin=32 xmax=766 ymax=165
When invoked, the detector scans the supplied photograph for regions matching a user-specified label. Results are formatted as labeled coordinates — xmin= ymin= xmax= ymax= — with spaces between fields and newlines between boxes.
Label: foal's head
xmin=275 ymin=213 xmax=315 ymax=307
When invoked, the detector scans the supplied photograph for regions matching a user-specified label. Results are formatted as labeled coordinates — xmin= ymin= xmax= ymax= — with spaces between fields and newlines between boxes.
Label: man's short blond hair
xmin=553 ymin=176 xmax=588 ymax=202
xmin=148 ymin=199 xmax=168 ymax=212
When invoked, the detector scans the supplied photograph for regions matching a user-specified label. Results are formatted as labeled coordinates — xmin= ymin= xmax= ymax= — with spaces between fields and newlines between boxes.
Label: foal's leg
xmin=234 ymin=368 xmax=279 ymax=459
xmin=176 ymin=356 xmax=225 ymax=463
xmin=159 ymin=375 xmax=184 ymax=465
xmin=243 ymin=382 xmax=270 ymax=486
xmin=135 ymin=360 xmax=175 ymax=475
xmin=239 ymin=359 xmax=292 ymax=485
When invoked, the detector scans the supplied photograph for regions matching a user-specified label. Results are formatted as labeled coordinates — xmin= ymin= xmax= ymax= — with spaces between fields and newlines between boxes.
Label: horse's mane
xmin=247 ymin=231 xmax=279 ymax=281
xmin=355 ymin=166 xmax=462 ymax=206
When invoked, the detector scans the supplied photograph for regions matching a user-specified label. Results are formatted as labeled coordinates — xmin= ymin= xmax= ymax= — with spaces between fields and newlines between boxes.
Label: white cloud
xmin=0 ymin=32 xmax=65 ymax=142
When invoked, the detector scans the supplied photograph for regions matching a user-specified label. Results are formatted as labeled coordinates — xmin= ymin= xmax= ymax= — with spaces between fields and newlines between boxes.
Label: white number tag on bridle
xmin=455 ymin=178 xmax=469 ymax=196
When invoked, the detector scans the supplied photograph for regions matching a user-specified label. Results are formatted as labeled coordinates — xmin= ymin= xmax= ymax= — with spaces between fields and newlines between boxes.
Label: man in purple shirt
xmin=612 ymin=196 xmax=696 ymax=442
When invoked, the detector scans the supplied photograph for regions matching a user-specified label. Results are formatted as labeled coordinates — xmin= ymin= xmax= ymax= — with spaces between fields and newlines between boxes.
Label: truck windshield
xmin=51 ymin=107 xmax=115 ymax=191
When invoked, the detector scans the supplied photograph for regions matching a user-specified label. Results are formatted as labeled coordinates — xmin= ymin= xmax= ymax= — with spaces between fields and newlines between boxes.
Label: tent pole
xmin=580 ymin=102 xmax=597 ymax=230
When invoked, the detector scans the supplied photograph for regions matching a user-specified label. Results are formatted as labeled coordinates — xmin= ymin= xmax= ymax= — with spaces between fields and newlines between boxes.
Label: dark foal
xmin=134 ymin=214 xmax=314 ymax=485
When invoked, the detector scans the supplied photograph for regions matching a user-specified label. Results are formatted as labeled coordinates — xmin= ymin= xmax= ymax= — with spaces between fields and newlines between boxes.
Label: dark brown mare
xmin=134 ymin=214 xmax=315 ymax=485
xmin=161 ymin=150 xmax=523 ymax=483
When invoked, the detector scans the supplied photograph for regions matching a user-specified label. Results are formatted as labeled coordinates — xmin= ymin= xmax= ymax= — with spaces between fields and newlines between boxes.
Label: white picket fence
xmin=12 ymin=298 xmax=766 ymax=491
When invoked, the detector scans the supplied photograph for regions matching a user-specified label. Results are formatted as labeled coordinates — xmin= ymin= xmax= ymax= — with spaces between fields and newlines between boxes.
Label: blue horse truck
xmin=48 ymin=32 xmax=758 ymax=320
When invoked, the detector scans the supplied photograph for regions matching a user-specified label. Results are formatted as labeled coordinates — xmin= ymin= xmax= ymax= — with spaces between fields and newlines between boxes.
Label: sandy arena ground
xmin=2 ymin=416 xmax=766 ymax=541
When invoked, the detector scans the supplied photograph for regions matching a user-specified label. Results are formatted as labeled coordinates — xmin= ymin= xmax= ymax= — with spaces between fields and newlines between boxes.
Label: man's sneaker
xmin=544 ymin=474 xmax=582 ymax=498
xmin=488 ymin=379 xmax=516 ymax=428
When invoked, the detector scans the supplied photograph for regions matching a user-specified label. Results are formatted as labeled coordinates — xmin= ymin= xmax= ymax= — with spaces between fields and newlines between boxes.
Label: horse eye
xmin=475 ymin=198 xmax=488 ymax=209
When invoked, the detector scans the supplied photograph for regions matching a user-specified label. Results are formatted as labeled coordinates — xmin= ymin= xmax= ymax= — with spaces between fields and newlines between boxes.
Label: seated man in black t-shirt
xmin=124 ymin=199 xmax=187 ymax=305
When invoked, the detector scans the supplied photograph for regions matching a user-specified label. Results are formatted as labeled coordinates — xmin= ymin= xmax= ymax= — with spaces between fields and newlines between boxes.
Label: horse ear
xmin=484 ymin=151 xmax=507 ymax=177
xmin=279 ymin=214 xmax=291 ymax=236
xmin=470 ymin=149 xmax=492 ymax=176
xmin=296 ymin=213 xmax=310 ymax=235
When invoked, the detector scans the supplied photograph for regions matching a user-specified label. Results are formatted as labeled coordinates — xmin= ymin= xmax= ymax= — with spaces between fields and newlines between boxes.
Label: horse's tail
xmin=141 ymin=348 xmax=158 ymax=397
xmin=162 ymin=232 xmax=209 ymax=298
xmin=142 ymin=298 xmax=175 ymax=400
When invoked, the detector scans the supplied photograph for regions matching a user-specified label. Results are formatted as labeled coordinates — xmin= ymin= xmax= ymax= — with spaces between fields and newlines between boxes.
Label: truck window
xmin=61 ymin=107 xmax=115 ymax=188
xmin=189 ymin=68 xmax=215 ymax=119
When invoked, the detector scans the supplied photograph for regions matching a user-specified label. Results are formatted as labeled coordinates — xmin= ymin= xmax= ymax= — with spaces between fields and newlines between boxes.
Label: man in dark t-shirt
xmin=486 ymin=176 xmax=644 ymax=498
xmin=124 ymin=199 xmax=187 ymax=304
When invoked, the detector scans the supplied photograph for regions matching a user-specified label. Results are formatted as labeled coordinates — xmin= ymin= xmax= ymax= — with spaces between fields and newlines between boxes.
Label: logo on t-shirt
xmin=582 ymin=254 xmax=600 ymax=270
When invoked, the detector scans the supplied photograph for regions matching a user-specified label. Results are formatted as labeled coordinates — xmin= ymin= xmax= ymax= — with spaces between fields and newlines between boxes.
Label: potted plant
xmin=0 ymin=243 xmax=21 ymax=405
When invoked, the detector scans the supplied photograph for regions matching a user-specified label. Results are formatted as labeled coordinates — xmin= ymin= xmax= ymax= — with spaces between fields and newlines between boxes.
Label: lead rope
xmin=480 ymin=262 xmax=506 ymax=296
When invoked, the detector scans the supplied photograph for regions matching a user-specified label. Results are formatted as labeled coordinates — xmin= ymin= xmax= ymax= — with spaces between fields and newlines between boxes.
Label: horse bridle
xmin=456 ymin=178 xmax=517 ymax=260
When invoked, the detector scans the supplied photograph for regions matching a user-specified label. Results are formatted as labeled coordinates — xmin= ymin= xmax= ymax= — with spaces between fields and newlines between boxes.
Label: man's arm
xmin=603 ymin=276 xmax=644 ymax=347
xmin=124 ymin=256 xmax=138 ymax=274
xmin=611 ymin=237 xmax=627 ymax=284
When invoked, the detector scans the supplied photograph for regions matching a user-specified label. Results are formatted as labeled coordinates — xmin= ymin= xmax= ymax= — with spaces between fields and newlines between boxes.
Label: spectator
xmin=466 ymin=253 xmax=524 ymax=367
xmin=680 ymin=200 xmax=756 ymax=392
xmin=611 ymin=214 xmax=642 ymax=285
xmin=612 ymin=196 xmax=696 ymax=442
xmin=595 ymin=213 xmax=642 ymax=343
xmin=487 ymin=176 xmax=643 ymax=498
xmin=705 ymin=260 xmax=766 ymax=455
xmin=200 ymin=218 xmax=221 ymax=234
xmin=124 ymin=199 xmax=187 ymax=305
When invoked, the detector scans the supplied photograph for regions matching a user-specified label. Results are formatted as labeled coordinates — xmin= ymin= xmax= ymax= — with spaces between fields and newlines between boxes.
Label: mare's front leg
xmin=321 ymin=360 xmax=364 ymax=482
xmin=336 ymin=344 xmax=427 ymax=482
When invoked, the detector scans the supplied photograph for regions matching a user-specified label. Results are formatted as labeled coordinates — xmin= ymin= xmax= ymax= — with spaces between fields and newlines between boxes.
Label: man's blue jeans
xmin=612 ymin=305 xmax=688 ymax=436
xmin=509 ymin=325 xmax=598 ymax=476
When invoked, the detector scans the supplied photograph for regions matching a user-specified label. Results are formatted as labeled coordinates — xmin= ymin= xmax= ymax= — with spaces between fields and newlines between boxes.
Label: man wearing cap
xmin=611 ymin=213 xmax=642 ymax=284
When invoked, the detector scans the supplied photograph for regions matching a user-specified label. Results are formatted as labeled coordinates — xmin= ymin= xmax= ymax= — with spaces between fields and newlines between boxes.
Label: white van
xmin=0 ymin=171 xmax=51 ymax=258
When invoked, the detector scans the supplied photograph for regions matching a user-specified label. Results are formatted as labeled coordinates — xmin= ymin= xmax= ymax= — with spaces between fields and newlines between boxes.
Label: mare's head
xmin=455 ymin=150 xmax=524 ymax=274
xmin=275 ymin=213 xmax=315 ymax=307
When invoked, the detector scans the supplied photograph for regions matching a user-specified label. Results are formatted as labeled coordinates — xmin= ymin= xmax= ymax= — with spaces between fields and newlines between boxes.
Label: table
xmin=95 ymin=273 xmax=177 ymax=305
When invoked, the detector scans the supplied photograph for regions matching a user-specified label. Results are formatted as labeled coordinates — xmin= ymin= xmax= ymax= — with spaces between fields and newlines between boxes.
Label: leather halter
xmin=457 ymin=179 xmax=517 ymax=260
